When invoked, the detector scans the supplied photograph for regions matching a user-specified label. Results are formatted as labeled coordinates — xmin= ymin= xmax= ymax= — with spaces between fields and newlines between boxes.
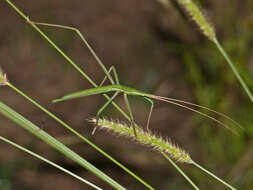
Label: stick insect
xmin=27 ymin=19 xmax=242 ymax=137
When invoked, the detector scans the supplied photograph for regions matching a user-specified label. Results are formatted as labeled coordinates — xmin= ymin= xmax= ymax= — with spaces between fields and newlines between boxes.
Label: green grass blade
xmin=0 ymin=101 xmax=125 ymax=190
xmin=0 ymin=136 xmax=103 ymax=190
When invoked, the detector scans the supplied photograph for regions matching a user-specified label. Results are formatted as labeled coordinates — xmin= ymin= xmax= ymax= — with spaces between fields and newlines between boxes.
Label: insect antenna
xmin=150 ymin=95 xmax=241 ymax=135
xmin=153 ymin=95 xmax=243 ymax=130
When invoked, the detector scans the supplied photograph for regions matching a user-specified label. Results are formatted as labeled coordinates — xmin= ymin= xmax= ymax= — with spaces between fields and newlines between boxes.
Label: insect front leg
xmin=26 ymin=18 xmax=115 ymax=85
xmin=92 ymin=92 xmax=120 ymax=135
xmin=99 ymin=65 xmax=119 ymax=86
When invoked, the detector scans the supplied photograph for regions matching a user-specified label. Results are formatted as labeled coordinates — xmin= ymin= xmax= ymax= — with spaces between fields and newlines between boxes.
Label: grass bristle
xmin=89 ymin=117 xmax=193 ymax=164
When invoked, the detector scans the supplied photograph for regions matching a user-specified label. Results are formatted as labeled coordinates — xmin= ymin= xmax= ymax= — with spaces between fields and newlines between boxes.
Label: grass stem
xmin=162 ymin=152 xmax=199 ymax=190
xmin=213 ymin=39 xmax=253 ymax=102
xmin=192 ymin=161 xmax=237 ymax=190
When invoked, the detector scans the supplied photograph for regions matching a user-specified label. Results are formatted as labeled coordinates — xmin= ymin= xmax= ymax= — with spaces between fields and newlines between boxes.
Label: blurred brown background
xmin=1 ymin=0 xmax=253 ymax=189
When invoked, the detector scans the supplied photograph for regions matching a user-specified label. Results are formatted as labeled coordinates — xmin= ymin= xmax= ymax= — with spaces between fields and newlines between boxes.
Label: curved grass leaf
xmin=0 ymin=102 xmax=126 ymax=190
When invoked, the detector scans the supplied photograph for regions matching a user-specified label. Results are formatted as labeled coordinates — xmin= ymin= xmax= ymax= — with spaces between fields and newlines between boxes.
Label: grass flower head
xmin=90 ymin=117 xmax=193 ymax=164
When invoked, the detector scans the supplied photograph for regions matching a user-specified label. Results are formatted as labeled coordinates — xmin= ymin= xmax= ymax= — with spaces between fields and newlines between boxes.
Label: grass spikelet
xmin=90 ymin=118 xmax=237 ymax=190
xmin=176 ymin=0 xmax=216 ymax=41
xmin=90 ymin=117 xmax=193 ymax=164
xmin=0 ymin=67 xmax=8 ymax=86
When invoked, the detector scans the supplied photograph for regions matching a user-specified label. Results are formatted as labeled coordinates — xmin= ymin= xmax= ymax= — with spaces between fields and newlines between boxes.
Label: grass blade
xmin=0 ymin=136 xmax=103 ymax=190
xmin=0 ymin=102 xmax=125 ymax=190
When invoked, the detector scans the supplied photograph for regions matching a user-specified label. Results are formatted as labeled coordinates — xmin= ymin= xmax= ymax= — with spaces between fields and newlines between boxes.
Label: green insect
xmin=27 ymin=19 xmax=241 ymax=136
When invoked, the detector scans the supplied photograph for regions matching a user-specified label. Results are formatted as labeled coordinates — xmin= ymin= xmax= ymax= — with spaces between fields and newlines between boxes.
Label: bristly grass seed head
xmin=0 ymin=67 xmax=8 ymax=86
xmin=176 ymin=0 xmax=216 ymax=41
xmin=89 ymin=117 xmax=193 ymax=164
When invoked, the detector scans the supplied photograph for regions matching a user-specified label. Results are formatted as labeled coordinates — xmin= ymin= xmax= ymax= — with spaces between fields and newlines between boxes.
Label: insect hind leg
xmin=144 ymin=97 xmax=154 ymax=132
xmin=123 ymin=93 xmax=138 ymax=137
